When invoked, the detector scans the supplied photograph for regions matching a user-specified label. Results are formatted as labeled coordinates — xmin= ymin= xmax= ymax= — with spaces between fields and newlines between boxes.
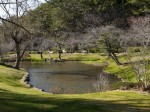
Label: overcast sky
xmin=0 ymin=0 xmax=46 ymax=17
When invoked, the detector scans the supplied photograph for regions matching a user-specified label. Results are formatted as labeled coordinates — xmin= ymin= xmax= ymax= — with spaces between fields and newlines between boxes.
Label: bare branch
xmin=0 ymin=16 xmax=32 ymax=34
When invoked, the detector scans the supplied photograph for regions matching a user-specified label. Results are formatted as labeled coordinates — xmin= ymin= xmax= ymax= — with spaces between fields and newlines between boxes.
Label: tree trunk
xmin=58 ymin=44 xmax=62 ymax=60
xmin=86 ymin=47 xmax=89 ymax=54
xmin=40 ymin=52 xmax=43 ymax=59
xmin=74 ymin=43 xmax=79 ymax=52
xmin=109 ymin=52 xmax=122 ymax=65
xmin=14 ymin=43 xmax=25 ymax=69
xmin=59 ymin=51 xmax=62 ymax=60
xmin=48 ymin=47 xmax=52 ymax=51
xmin=15 ymin=55 xmax=22 ymax=69
xmin=0 ymin=48 xmax=4 ymax=63
xmin=70 ymin=46 xmax=73 ymax=53
xmin=14 ymin=43 xmax=21 ymax=69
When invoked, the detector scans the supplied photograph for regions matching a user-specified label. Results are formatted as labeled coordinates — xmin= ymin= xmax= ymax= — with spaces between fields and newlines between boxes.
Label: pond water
xmin=19 ymin=61 xmax=119 ymax=94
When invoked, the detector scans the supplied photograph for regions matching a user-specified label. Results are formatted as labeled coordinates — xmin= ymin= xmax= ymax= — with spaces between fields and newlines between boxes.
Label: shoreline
xmin=21 ymin=71 xmax=52 ymax=94
xmin=21 ymin=71 xmax=150 ymax=95
xmin=18 ymin=59 xmax=149 ymax=94
xmin=1 ymin=58 xmax=150 ymax=112
xmin=21 ymin=66 xmax=123 ymax=94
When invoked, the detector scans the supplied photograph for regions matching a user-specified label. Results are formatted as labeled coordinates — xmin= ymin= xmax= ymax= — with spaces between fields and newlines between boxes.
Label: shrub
xmin=93 ymin=73 xmax=109 ymax=92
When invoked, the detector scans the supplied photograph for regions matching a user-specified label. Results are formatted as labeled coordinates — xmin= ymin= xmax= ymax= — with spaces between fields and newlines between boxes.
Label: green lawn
xmin=0 ymin=64 xmax=150 ymax=112
xmin=30 ymin=53 xmax=102 ymax=61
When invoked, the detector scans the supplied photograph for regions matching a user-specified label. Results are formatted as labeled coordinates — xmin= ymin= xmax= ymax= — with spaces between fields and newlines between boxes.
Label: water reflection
xmin=19 ymin=61 xmax=118 ymax=94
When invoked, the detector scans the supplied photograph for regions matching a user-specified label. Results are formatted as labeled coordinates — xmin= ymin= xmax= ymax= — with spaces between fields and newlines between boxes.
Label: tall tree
xmin=98 ymin=26 xmax=123 ymax=65
xmin=0 ymin=0 xmax=39 ymax=69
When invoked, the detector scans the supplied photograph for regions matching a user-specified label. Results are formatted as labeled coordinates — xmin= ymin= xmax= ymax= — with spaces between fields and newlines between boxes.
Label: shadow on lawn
xmin=0 ymin=90 xmax=150 ymax=112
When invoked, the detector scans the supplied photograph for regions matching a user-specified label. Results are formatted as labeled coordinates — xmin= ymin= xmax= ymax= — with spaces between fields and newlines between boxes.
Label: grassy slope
xmin=0 ymin=57 xmax=150 ymax=112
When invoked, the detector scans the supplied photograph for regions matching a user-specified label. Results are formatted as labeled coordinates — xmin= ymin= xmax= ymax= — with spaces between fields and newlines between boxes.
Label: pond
xmin=19 ymin=61 xmax=120 ymax=94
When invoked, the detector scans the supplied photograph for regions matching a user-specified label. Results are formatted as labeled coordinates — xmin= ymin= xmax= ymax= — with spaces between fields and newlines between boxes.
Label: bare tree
xmin=51 ymin=31 xmax=69 ymax=60
xmin=97 ymin=26 xmax=123 ymax=65
xmin=65 ymin=33 xmax=80 ymax=53
xmin=34 ymin=37 xmax=54 ymax=59
xmin=0 ymin=24 xmax=15 ymax=63
xmin=120 ymin=15 xmax=150 ymax=89
xmin=93 ymin=73 xmax=109 ymax=92
xmin=0 ymin=0 xmax=39 ymax=69
xmin=79 ymin=27 xmax=100 ymax=53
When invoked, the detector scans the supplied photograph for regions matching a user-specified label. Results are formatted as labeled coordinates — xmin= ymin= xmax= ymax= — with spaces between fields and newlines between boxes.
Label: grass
xmin=30 ymin=53 xmax=102 ymax=61
xmin=0 ymin=65 xmax=150 ymax=112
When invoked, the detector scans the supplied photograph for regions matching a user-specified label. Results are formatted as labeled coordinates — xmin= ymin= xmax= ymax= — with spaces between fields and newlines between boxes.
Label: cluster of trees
xmin=0 ymin=0 xmax=150 ymax=89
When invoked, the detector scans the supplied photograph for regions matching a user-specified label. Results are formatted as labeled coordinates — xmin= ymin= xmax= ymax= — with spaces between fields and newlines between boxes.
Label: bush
xmin=89 ymin=48 xmax=100 ymax=53
xmin=93 ymin=73 xmax=109 ymax=92
xmin=134 ymin=48 xmax=140 ymax=52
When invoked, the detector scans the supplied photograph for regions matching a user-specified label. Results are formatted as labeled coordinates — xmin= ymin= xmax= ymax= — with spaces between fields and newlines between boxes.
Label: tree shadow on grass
xmin=0 ymin=90 xmax=150 ymax=112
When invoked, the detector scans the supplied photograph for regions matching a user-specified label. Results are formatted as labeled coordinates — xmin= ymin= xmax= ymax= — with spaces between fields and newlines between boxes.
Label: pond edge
xmin=21 ymin=71 xmax=53 ymax=94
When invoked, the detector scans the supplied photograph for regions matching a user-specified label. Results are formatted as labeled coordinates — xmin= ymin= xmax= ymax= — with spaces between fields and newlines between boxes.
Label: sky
xmin=0 ymin=0 xmax=46 ymax=17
